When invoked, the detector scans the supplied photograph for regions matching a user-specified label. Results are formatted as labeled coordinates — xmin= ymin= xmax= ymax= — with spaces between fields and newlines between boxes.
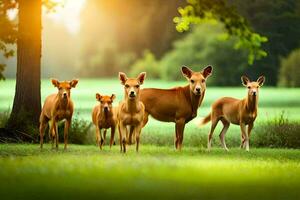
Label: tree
xmin=230 ymin=0 xmax=300 ymax=85
xmin=174 ymin=0 xmax=268 ymax=65
xmin=5 ymin=0 xmax=42 ymax=132
xmin=1 ymin=0 xmax=58 ymax=134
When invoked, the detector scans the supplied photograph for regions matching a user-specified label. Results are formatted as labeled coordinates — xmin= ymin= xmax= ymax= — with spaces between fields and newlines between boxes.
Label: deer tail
xmin=197 ymin=113 xmax=211 ymax=127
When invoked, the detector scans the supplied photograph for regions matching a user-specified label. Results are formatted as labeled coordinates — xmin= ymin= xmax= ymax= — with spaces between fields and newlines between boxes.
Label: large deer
xmin=140 ymin=66 xmax=212 ymax=150
xmin=39 ymin=79 xmax=79 ymax=150
xmin=199 ymin=75 xmax=265 ymax=151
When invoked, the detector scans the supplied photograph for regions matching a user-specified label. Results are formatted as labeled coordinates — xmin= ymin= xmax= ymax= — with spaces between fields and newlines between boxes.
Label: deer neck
xmin=246 ymin=94 xmax=258 ymax=113
xmin=57 ymin=95 xmax=69 ymax=109
xmin=125 ymin=95 xmax=140 ymax=113
xmin=184 ymin=85 xmax=202 ymax=117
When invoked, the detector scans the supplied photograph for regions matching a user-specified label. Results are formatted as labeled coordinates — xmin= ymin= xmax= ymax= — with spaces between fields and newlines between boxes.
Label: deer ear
xmin=137 ymin=72 xmax=146 ymax=85
xmin=119 ymin=72 xmax=128 ymax=85
xmin=51 ymin=79 xmax=59 ymax=87
xmin=202 ymin=65 xmax=213 ymax=78
xmin=96 ymin=93 xmax=101 ymax=101
xmin=241 ymin=75 xmax=250 ymax=86
xmin=70 ymin=79 xmax=79 ymax=88
xmin=111 ymin=94 xmax=116 ymax=101
xmin=181 ymin=66 xmax=193 ymax=79
xmin=257 ymin=76 xmax=265 ymax=86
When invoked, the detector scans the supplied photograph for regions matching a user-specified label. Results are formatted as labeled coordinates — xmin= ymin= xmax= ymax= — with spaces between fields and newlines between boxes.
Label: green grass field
xmin=0 ymin=144 xmax=300 ymax=200
xmin=1 ymin=79 xmax=299 ymax=147
xmin=1 ymin=79 xmax=300 ymax=121
xmin=1 ymin=79 xmax=300 ymax=199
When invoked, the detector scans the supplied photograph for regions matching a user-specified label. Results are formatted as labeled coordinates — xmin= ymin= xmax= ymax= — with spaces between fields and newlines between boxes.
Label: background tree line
xmin=0 ymin=0 xmax=299 ymax=135
xmin=2 ymin=0 xmax=300 ymax=86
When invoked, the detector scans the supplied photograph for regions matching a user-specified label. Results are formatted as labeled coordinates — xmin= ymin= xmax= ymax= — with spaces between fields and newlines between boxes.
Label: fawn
xmin=140 ymin=66 xmax=212 ymax=150
xmin=39 ymin=79 xmax=79 ymax=150
xmin=199 ymin=75 xmax=265 ymax=151
xmin=92 ymin=93 xmax=117 ymax=149
xmin=117 ymin=72 xmax=146 ymax=153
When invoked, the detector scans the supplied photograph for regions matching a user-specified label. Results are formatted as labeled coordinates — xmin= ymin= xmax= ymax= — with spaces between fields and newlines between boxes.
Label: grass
xmin=1 ymin=79 xmax=300 ymax=199
xmin=0 ymin=144 xmax=300 ymax=200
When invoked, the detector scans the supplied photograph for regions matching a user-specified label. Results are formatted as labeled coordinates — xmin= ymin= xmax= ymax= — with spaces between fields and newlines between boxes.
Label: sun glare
xmin=45 ymin=0 xmax=86 ymax=34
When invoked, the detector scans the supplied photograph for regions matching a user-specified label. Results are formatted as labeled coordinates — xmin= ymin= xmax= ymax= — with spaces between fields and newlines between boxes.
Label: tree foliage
xmin=0 ymin=0 xmax=18 ymax=80
xmin=278 ymin=49 xmax=300 ymax=87
xmin=0 ymin=0 xmax=59 ymax=80
xmin=230 ymin=0 xmax=300 ymax=85
xmin=174 ymin=0 xmax=268 ymax=65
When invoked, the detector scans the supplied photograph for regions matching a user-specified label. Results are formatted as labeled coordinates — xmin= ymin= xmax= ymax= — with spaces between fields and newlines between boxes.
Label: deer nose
xmin=104 ymin=106 xmax=109 ymax=111
xmin=253 ymin=91 xmax=257 ymax=96
xmin=196 ymin=88 xmax=201 ymax=92
xmin=63 ymin=92 xmax=67 ymax=98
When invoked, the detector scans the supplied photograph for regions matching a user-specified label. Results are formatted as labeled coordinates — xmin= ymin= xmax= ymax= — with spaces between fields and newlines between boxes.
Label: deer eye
xmin=135 ymin=85 xmax=140 ymax=88
xmin=247 ymin=86 xmax=251 ymax=89
xmin=125 ymin=84 xmax=129 ymax=88
xmin=190 ymin=80 xmax=195 ymax=83
xmin=202 ymin=79 xmax=205 ymax=83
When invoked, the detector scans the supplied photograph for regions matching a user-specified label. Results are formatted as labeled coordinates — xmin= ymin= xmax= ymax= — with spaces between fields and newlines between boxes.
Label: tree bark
xmin=7 ymin=0 xmax=41 ymax=132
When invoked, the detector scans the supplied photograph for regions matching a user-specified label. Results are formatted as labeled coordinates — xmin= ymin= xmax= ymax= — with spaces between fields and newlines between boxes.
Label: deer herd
xmin=39 ymin=65 xmax=265 ymax=153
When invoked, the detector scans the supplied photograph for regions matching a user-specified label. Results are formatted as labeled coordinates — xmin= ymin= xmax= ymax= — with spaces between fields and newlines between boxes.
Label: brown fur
xmin=140 ymin=66 xmax=212 ymax=150
xmin=199 ymin=75 xmax=265 ymax=151
xmin=117 ymin=72 xmax=146 ymax=153
xmin=39 ymin=79 xmax=79 ymax=150
xmin=92 ymin=93 xmax=117 ymax=149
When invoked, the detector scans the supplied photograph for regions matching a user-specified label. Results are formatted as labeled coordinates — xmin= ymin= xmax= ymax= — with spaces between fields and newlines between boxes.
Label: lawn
xmin=0 ymin=144 xmax=300 ymax=200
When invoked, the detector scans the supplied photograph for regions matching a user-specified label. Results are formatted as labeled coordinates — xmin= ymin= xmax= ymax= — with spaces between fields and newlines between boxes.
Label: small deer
xmin=39 ymin=79 xmax=79 ymax=150
xmin=140 ymin=66 xmax=212 ymax=150
xmin=117 ymin=72 xmax=146 ymax=153
xmin=92 ymin=93 xmax=117 ymax=149
xmin=199 ymin=75 xmax=265 ymax=151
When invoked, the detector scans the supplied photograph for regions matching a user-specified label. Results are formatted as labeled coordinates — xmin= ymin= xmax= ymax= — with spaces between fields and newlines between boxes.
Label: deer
xmin=39 ymin=79 xmax=79 ymax=150
xmin=117 ymin=72 xmax=146 ymax=153
xmin=199 ymin=75 xmax=265 ymax=152
xmin=139 ymin=66 xmax=212 ymax=150
xmin=92 ymin=93 xmax=117 ymax=150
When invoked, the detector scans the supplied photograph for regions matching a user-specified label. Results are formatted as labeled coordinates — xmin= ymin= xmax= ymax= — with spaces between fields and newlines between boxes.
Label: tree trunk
xmin=7 ymin=0 xmax=41 ymax=133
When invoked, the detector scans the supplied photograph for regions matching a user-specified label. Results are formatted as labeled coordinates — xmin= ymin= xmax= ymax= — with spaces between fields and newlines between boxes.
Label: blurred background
xmin=1 ymin=0 xmax=300 ymax=86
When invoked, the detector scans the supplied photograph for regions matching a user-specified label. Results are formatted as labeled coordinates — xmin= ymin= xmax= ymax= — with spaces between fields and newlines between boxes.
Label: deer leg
xmin=175 ymin=118 xmax=185 ymax=151
xmin=119 ymin=122 xmax=127 ymax=153
xmin=39 ymin=117 xmax=48 ymax=149
xmin=49 ymin=120 xmax=57 ymax=149
xmin=247 ymin=123 xmax=254 ymax=150
xmin=129 ymin=126 xmax=134 ymax=145
xmin=118 ymin=124 xmax=122 ymax=152
xmin=110 ymin=125 xmax=115 ymax=149
xmin=55 ymin=122 xmax=59 ymax=149
xmin=208 ymin=118 xmax=219 ymax=151
xmin=135 ymin=126 xmax=142 ymax=152
xmin=99 ymin=129 xmax=104 ymax=150
xmin=240 ymin=123 xmax=249 ymax=151
xmin=219 ymin=119 xmax=230 ymax=151
xmin=64 ymin=119 xmax=70 ymax=150
xmin=96 ymin=125 xmax=101 ymax=147
xmin=103 ymin=129 xmax=107 ymax=145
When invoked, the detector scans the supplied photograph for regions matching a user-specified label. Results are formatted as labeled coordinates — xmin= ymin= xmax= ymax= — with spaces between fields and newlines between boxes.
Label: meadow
xmin=1 ymin=79 xmax=300 ymax=147
xmin=1 ymin=79 xmax=300 ymax=200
